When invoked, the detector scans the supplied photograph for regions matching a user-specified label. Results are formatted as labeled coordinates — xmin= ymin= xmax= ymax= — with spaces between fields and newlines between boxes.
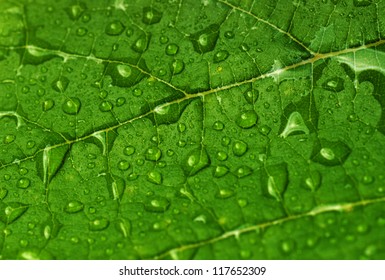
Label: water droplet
xmin=280 ymin=111 xmax=310 ymax=138
xmin=281 ymin=240 xmax=296 ymax=254
xmin=212 ymin=121 xmax=224 ymax=131
xmin=22 ymin=86 xmax=29 ymax=93
xmin=353 ymin=0 xmax=372 ymax=7
xmin=20 ymin=239 xmax=28 ymax=247
xmin=236 ymin=110 xmax=258 ymax=129
xmin=0 ymin=202 xmax=28 ymax=224
xmin=259 ymin=125 xmax=271 ymax=136
xmin=160 ymin=35 xmax=169 ymax=44
xmin=177 ymin=123 xmax=186 ymax=133
xmin=145 ymin=147 xmax=162 ymax=161
xmin=62 ymin=97 xmax=81 ymax=115
xmin=26 ymin=140 xmax=36 ymax=149
xmin=235 ymin=165 xmax=253 ymax=178
xmin=191 ymin=24 xmax=219 ymax=54
xmin=116 ymin=97 xmax=126 ymax=106
xmin=76 ymin=27 xmax=87 ymax=36
xmin=131 ymin=34 xmax=150 ymax=53
xmin=217 ymin=188 xmax=234 ymax=199
xmin=89 ymin=218 xmax=110 ymax=231
xmin=0 ymin=189 xmax=8 ymax=200
xmin=238 ymin=199 xmax=248 ymax=208
xmin=239 ymin=43 xmax=250 ymax=52
xmin=303 ymin=170 xmax=322 ymax=191
xmin=213 ymin=50 xmax=229 ymax=63
xmin=128 ymin=173 xmax=138 ymax=181
xmin=99 ymin=101 xmax=113 ymax=112
xmin=4 ymin=174 xmax=10 ymax=181
xmin=142 ymin=7 xmax=162 ymax=25
xmin=64 ymin=200 xmax=84 ymax=213
xmin=232 ymin=140 xmax=248 ymax=156
xmin=264 ymin=163 xmax=288 ymax=201
xmin=322 ymin=77 xmax=344 ymax=92
xmin=66 ymin=3 xmax=86 ymax=20
xmin=216 ymin=151 xmax=228 ymax=161
xmin=213 ymin=165 xmax=229 ymax=178
xmin=105 ymin=21 xmax=125 ymax=36
xmin=118 ymin=160 xmax=130 ymax=171
xmin=184 ymin=147 xmax=210 ymax=176
xmin=221 ymin=136 xmax=231 ymax=146
xmin=362 ymin=175 xmax=374 ymax=185
xmin=131 ymin=89 xmax=142 ymax=97
xmin=145 ymin=197 xmax=170 ymax=212
xmin=311 ymin=139 xmax=351 ymax=166
xmin=244 ymin=90 xmax=259 ymax=104
xmin=17 ymin=178 xmax=30 ymax=189
xmin=123 ymin=146 xmax=135 ymax=156
xmin=224 ymin=31 xmax=234 ymax=39
xmin=42 ymin=99 xmax=55 ymax=112
xmin=51 ymin=76 xmax=69 ymax=92
xmin=147 ymin=170 xmax=162 ymax=185
xmin=3 ymin=134 xmax=15 ymax=144
xmin=171 ymin=59 xmax=184 ymax=74
xmin=165 ymin=44 xmax=179 ymax=55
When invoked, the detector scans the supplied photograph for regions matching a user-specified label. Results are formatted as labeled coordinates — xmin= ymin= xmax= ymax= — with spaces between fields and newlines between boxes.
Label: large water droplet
xmin=145 ymin=147 xmax=162 ymax=161
xmin=236 ymin=110 xmax=258 ymax=128
xmin=280 ymin=111 xmax=310 ymax=138
xmin=17 ymin=178 xmax=30 ymax=189
xmin=213 ymin=50 xmax=229 ymax=63
xmin=142 ymin=7 xmax=162 ymax=25
xmin=131 ymin=34 xmax=151 ymax=53
xmin=117 ymin=64 xmax=131 ymax=77
xmin=147 ymin=170 xmax=162 ymax=185
xmin=62 ymin=97 xmax=81 ymax=115
xmin=311 ymin=139 xmax=351 ymax=166
xmin=232 ymin=140 xmax=248 ymax=156
xmin=42 ymin=99 xmax=55 ymax=112
xmin=190 ymin=24 xmax=219 ymax=54
xmin=89 ymin=218 xmax=109 ymax=231
xmin=0 ymin=202 xmax=29 ymax=224
xmin=264 ymin=163 xmax=288 ymax=201
xmin=184 ymin=147 xmax=210 ymax=176
xmin=64 ymin=200 xmax=84 ymax=213
xmin=145 ymin=197 xmax=170 ymax=212
xmin=105 ymin=21 xmax=125 ymax=36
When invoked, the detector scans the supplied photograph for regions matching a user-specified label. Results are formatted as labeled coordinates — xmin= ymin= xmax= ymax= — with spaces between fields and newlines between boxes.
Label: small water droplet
xmin=239 ymin=43 xmax=250 ymax=52
xmin=0 ymin=189 xmax=8 ymax=200
xmin=221 ymin=136 xmax=231 ymax=146
xmin=303 ymin=170 xmax=322 ymax=191
xmin=159 ymin=35 xmax=169 ymax=44
xmin=213 ymin=165 xmax=229 ymax=178
xmin=42 ymin=99 xmax=55 ymax=112
xmin=3 ymin=134 xmax=16 ymax=144
xmin=259 ymin=125 xmax=271 ymax=136
xmin=116 ymin=97 xmax=126 ymax=106
xmin=281 ymin=240 xmax=296 ymax=254
xmin=62 ymin=97 xmax=81 ymax=115
xmin=235 ymin=165 xmax=253 ymax=178
xmin=133 ymin=88 xmax=143 ymax=97
xmin=171 ymin=59 xmax=184 ymax=74
xmin=322 ymin=77 xmax=344 ymax=92
xmin=145 ymin=197 xmax=170 ymax=212
xmin=142 ymin=7 xmax=162 ymax=25
xmin=76 ymin=27 xmax=87 ymax=36
xmin=26 ymin=140 xmax=36 ymax=149
xmin=224 ymin=31 xmax=234 ymax=39
xmin=217 ymin=188 xmax=234 ymax=199
xmin=238 ymin=199 xmax=248 ymax=208
xmin=52 ymin=76 xmax=69 ymax=92
xmin=184 ymin=147 xmax=210 ymax=176
xmin=216 ymin=151 xmax=228 ymax=161
xmin=362 ymin=175 xmax=374 ymax=185
xmin=244 ymin=90 xmax=259 ymax=104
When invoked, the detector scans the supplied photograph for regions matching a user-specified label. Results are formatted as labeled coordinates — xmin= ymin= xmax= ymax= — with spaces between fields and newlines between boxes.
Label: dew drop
xmin=213 ymin=165 xmax=229 ymax=178
xmin=65 ymin=201 xmax=84 ymax=213
xmin=42 ymin=99 xmax=55 ymax=112
xmin=133 ymin=88 xmax=143 ymax=97
xmin=322 ymin=77 xmax=344 ymax=92
xmin=17 ymin=178 xmax=30 ymax=189
xmin=99 ymin=101 xmax=113 ymax=112
xmin=160 ymin=35 xmax=169 ymax=44
xmin=0 ymin=189 xmax=8 ymax=200
xmin=303 ymin=170 xmax=322 ymax=192
xmin=76 ymin=27 xmax=87 ymax=36
xmin=147 ymin=170 xmax=162 ymax=185
xmin=116 ymin=64 xmax=131 ymax=77
xmin=259 ymin=125 xmax=271 ymax=136
xmin=224 ymin=31 xmax=234 ymax=39
xmin=142 ymin=7 xmax=162 ymax=25
xmin=89 ymin=218 xmax=110 ymax=231
xmin=171 ymin=59 xmax=184 ymax=74
xmin=244 ymin=90 xmax=259 ymax=104
xmin=232 ymin=140 xmax=248 ymax=156
xmin=131 ymin=34 xmax=150 ymax=53
xmin=221 ymin=136 xmax=231 ymax=146
xmin=116 ymin=97 xmax=126 ymax=106
xmin=62 ymin=97 xmax=81 ymax=115
xmin=281 ymin=240 xmax=296 ymax=254
xmin=238 ymin=199 xmax=248 ymax=208
xmin=3 ymin=134 xmax=15 ymax=144
xmin=165 ymin=44 xmax=179 ymax=56
xmin=105 ymin=21 xmax=125 ymax=36
xmin=145 ymin=147 xmax=162 ymax=161
xmin=362 ymin=175 xmax=374 ymax=185
xmin=66 ymin=3 xmax=86 ymax=20
xmin=184 ymin=147 xmax=210 ymax=176
xmin=236 ymin=110 xmax=258 ymax=129
xmin=123 ymin=146 xmax=135 ymax=156
xmin=118 ymin=160 xmax=130 ymax=171
xmin=216 ymin=151 xmax=228 ymax=161
xmin=239 ymin=43 xmax=250 ymax=52
xmin=52 ymin=76 xmax=69 ymax=92
xmin=213 ymin=50 xmax=229 ymax=63
xmin=217 ymin=188 xmax=234 ymax=199
xmin=0 ymin=202 xmax=29 ymax=224
xmin=177 ymin=123 xmax=186 ymax=133
xmin=235 ymin=165 xmax=253 ymax=178
xmin=191 ymin=24 xmax=219 ymax=54
xmin=212 ymin=121 xmax=224 ymax=131
xmin=145 ymin=197 xmax=170 ymax=212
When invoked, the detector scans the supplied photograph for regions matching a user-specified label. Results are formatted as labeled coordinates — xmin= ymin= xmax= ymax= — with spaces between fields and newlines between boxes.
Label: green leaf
xmin=0 ymin=0 xmax=385 ymax=260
